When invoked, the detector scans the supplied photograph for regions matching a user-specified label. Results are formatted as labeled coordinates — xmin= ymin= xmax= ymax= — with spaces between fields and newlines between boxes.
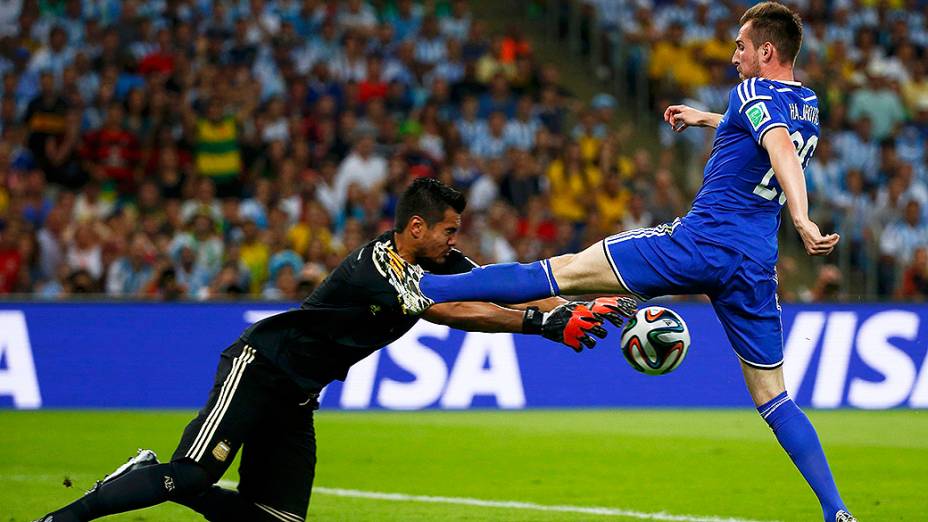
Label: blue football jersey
xmin=682 ymin=77 xmax=820 ymax=267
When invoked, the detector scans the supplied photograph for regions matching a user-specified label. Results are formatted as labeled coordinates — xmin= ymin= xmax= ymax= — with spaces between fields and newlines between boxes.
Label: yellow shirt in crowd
xmin=546 ymin=160 xmax=602 ymax=222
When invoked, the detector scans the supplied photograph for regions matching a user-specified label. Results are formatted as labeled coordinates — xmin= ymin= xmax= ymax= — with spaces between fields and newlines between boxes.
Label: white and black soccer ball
xmin=620 ymin=306 xmax=691 ymax=375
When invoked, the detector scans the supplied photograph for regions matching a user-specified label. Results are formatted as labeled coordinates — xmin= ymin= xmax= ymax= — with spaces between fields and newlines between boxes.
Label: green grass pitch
xmin=1 ymin=409 xmax=925 ymax=521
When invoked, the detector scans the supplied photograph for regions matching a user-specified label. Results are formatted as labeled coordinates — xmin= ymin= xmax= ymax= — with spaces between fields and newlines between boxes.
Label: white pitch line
xmin=1 ymin=475 xmax=774 ymax=522
xmin=218 ymin=481 xmax=775 ymax=522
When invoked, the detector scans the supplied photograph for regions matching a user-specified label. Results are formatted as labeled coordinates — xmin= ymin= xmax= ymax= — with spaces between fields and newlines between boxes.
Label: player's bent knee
xmin=547 ymin=253 xmax=575 ymax=272
xmin=169 ymin=459 xmax=215 ymax=496
xmin=549 ymin=245 xmax=625 ymax=295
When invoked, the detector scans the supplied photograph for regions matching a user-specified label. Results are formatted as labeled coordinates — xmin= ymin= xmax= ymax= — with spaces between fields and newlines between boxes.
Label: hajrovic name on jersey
xmin=789 ymin=102 xmax=819 ymax=125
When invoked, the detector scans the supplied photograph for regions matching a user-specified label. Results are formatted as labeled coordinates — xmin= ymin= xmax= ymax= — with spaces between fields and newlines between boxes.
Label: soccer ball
xmin=620 ymin=306 xmax=691 ymax=375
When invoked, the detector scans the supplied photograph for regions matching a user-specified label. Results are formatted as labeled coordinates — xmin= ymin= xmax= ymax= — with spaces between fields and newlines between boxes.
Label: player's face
xmin=732 ymin=22 xmax=760 ymax=80
xmin=420 ymin=208 xmax=461 ymax=264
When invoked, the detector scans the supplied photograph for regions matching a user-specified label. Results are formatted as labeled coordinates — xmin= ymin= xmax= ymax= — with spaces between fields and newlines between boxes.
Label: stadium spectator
xmin=834 ymin=117 xmax=879 ymax=185
xmin=441 ymin=0 xmax=472 ymax=42
xmin=648 ymin=169 xmax=685 ymax=226
xmin=28 ymin=25 xmax=74 ymax=78
xmin=37 ymin=204 xmax=65 ymax=280
xmin=3 ymin=0 xmax=923 ymax=303
xmin=621 ymin=192 xmax=653 ymax=231
xmin=0 ymin=218 xmax=23 ymax=293
xmin=470 ymin=110 xmax=508 ymax=160
xmin=25 ymin=71 xmax=66 ymax=176
xmin=898 ymin=246 xmax=928 ymax=300
xmin=105 ymin=232 xmax=154 ymax=296
xmin=832 ymin=169 xmax=873 ymax=268
xmin=81 ymin=101 xmax=141 ymax=196
xmin=880 ymin=200 xmax=928 ymax=293
xmin=334 ymin=130 xmax=387 ymax=208
xmin=546 ymin=141 xmax=601 ymax=224
xmin=799 ymin=264 xmax=844 ymax=303
xmin=65 ymin=220 xmax=103 ymax=280
xmin=186 ymin=99 xmax=247 ymax=198
xmin=467 ymin=156 xmax=503 ymax=213
xmin=648 ymin=22 xmax=707 ymax=96
xmin=504 ymin=95 xmax=541 ymax=151
xmin=847 ymin=63 xmax=907 ymax=141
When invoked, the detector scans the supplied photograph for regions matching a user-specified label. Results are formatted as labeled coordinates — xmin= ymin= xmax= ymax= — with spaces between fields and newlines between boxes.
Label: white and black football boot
xmin=835 ymin=510 xmax=858 ymax=522
xmin=85 ymin=448 xmax=160 ymax=494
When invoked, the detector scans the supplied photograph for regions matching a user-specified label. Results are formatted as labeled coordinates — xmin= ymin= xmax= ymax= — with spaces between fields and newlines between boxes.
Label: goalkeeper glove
xmin=579 ymin=296 xmax=638 ymax=328
xmin=523 ymin=303 xmax=607 ymax=352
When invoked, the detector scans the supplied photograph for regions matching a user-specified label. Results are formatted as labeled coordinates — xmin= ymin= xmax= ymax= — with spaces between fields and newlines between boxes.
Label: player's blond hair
xmin=740 ymin=2 xmax=803 ymax=65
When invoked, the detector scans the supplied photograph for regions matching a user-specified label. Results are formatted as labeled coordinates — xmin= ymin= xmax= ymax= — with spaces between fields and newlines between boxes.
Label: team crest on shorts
xmin=212 ymin=440 xmax=231 ymax=462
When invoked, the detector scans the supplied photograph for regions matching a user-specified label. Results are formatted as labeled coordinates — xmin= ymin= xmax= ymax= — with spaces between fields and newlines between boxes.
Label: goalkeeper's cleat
xmin=372 ymin=240 xmax=433 ymax=315
xmin=835 ymin=511 xmax=857 ymax=522
xmin=86 ymin=448 xmax=160 ymax=494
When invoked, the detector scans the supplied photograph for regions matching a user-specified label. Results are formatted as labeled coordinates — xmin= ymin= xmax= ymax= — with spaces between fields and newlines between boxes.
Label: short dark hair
xmin=740 ymin=2 xmax=803 ymax=65
xmin=395 ymin=178 xmax=466 ymax=231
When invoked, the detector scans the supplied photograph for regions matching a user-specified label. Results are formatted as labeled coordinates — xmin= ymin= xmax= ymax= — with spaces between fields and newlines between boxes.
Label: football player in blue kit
xmin=374 ymin=3 xmax=855 ymax=520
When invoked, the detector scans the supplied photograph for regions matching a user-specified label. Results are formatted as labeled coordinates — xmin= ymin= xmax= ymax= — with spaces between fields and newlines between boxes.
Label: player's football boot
xmin=31 ymin=451 xmax=160 ymax=522
xmin=835 ymin=510 xmax=857 ymax=522
xmin=372 ymin=240 xmax=433 ymax=315
xmin=85 ymin=448 xmax=160 ymax=494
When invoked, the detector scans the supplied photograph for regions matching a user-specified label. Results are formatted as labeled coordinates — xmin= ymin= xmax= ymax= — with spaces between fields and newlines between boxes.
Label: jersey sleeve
xmin=728 ymin=79 xmax=789 ymax=145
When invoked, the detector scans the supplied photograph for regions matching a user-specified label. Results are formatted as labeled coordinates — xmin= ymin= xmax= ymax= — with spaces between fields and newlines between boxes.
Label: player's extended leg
xmin=742 ymin=363 xmax=855 ymax=522
xmin=373 ymin=236 xmax=629 ymax=314
xmin=712 ymin=255 xmax=854 ymax=522
xmin=35 ymin=458 xmax=215 ymax=522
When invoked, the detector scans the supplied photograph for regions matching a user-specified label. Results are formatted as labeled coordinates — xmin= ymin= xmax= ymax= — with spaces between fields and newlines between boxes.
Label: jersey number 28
xmin=753 ymin=130 xmax=818 ymax=205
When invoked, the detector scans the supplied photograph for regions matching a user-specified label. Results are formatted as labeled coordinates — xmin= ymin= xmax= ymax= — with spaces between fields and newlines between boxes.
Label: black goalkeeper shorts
xmin=173 ymin=340 xmax=319 ymax=520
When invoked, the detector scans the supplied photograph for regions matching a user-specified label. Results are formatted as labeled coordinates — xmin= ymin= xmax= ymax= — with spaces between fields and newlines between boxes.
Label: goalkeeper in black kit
xmin=37 ymin=178 xmax=635 ymax=522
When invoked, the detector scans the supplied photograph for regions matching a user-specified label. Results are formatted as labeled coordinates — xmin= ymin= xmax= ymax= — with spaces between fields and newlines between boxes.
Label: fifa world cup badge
xmin=212 ymin=440 xmax=231 ymax=462
xmin=746 ymin=102 xmax=771 ymax=131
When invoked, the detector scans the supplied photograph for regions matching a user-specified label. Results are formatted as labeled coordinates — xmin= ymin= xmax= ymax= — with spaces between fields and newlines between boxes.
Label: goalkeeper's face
xmin=418 ymin=208 xmax=462 ymax=264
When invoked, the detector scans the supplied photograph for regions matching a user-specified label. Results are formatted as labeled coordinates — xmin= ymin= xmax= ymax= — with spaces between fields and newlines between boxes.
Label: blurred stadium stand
xmin=544 ymin=0 xmax=928 ymax=301
xmin=0 ymin=0 xmax=924 ymax=302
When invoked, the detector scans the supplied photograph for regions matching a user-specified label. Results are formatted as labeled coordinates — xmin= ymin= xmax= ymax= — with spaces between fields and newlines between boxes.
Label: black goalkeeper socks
xmin=51 ymin=461 xmax=212 ymax=521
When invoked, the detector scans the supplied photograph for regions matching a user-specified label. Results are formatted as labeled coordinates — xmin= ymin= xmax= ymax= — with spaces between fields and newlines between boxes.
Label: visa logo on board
xmin=244 ymin=311 xmax=525 ymax=409
xmin=0 ymin=311 xmax=42 ymax=409
xmin=784 ymin=310 xmax=928 ymax=409
xmin=1 ymin=308 xmax=927 ymax=410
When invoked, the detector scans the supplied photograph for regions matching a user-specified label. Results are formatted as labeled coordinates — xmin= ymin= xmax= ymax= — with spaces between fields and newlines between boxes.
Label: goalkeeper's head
xmin=394 ymin=178 xmax=467 ymax=265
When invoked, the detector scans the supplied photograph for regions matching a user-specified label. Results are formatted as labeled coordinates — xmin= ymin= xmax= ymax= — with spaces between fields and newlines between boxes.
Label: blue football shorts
xmin=602 ymin=218 xmax=783 ymax=368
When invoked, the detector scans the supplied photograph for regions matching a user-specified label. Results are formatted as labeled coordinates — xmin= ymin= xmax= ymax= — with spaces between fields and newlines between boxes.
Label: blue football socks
xmin=419 ymin=259 xmax=560 ymax=304
xmin=758 ymin=392 xmax=847 ymax=521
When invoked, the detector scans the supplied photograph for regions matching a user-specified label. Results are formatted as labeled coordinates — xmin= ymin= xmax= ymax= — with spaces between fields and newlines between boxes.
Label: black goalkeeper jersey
xmin=239 ymin=230 xmax=477 ymax=392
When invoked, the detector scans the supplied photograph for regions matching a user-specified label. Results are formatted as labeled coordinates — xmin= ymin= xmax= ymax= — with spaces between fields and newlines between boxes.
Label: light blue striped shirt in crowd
xmin=504 ymin=118 xmax=541 ymax=151
xmin=880 ymin=220 xmax=928 ymax=264
xmin=415 ymin=38 xmax=447 ymax=65
xmin=470 ymin=130 xmax=508 ymax=159
xmin=834 ymin=130 xmax=879 ymax=183
xmin=456 ymin=118 xmax=487 ymax=148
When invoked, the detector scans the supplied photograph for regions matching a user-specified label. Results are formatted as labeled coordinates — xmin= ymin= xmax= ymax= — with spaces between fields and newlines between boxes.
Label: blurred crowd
xmin=0 ymin=0 xmax=687 ymax=300
xmin=5 ymin=0 xmax=928 ymax=302
xmin=586 ymin=0 xmax=928 ymax=300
